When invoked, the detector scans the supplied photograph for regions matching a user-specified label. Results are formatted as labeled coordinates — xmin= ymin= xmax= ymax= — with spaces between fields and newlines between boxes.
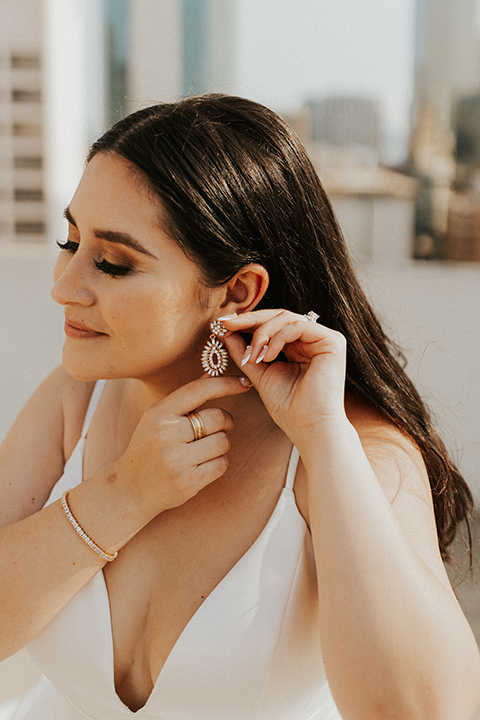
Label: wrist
xmin=294 ymin=414 xmax=360 ymax=468
xmin=67 ymin=463 xmax=155 ymax=556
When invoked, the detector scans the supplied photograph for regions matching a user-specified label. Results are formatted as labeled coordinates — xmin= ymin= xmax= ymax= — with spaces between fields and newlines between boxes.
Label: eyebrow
xmin=63 ymin=207 xmax=157 ymax=258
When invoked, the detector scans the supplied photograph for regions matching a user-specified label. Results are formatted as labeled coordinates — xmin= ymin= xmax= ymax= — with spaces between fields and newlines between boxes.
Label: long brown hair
xmin=88 ymin=94 xmax=473 ymax=561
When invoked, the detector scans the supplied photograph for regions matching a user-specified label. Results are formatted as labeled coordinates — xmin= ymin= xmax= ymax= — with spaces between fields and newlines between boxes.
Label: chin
xmin=61 ymin=351 xmax=109 ymax=383
xmin=62 ymin=364 xmax=104 ymax=383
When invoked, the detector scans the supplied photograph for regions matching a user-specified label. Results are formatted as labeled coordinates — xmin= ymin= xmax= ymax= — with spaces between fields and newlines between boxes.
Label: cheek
xmin=104 ymin=272 xmax=208 ymax=346
xmin=116 ymin=287 xmax=204 ymax=352
xmin=105 ymin=286 xmax=173 ymax=340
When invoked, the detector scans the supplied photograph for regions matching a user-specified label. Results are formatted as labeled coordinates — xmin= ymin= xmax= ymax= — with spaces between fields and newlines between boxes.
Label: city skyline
xmin=233 ymin=0 xmax=480 ymax=162
xmin=233 ymin=0 xmax=416 ymax=161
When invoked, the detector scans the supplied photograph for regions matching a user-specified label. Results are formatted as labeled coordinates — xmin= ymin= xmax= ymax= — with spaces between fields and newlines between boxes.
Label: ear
xmin=215 ymin=263 xmax=269 ymax=315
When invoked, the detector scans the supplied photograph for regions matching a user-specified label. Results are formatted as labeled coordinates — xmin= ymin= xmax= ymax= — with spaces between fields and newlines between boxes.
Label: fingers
xmin=184 ymin=407 xmax=234 ymax=443
xmin=224 ymin=310 xmax=328 ymax=365
xmin=193 ymin=455 xmax=230 ymax=487
xmin=218 ymin=309 xmax=284 ymax=331
xmin=163 ymin=374 xmax=252 ymax=417
xmin=223 ymin=332 xmax=266 ymax=387
xmin=189 ymin=430 xmax=231 ymax=465
xmin=177 ymin=426 xmax=232 ymax=497
xmin=246 ymin=316 xmax=312 ymax=364
xmin=221 ymin=309 xmax=347 ymax=395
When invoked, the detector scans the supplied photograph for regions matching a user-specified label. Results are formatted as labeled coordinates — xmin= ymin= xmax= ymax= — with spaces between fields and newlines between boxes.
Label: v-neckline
xmin=77 ymin=380 xmax=301 ymax=715
xmin=99 ymin=485 xmax=299 ymax=715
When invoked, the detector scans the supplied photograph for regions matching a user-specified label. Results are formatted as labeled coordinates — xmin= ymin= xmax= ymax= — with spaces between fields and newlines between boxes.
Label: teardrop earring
xmin=201 ymin=319 xmax=229 ymax=377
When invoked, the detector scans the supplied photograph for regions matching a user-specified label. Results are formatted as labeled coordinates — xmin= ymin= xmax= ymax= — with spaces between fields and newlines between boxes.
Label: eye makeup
xmin=56 ymin=239 xmax=133 ymax=278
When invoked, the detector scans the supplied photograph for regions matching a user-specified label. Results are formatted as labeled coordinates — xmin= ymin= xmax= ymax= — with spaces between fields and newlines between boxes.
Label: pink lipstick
xmin=64 ymin=319 xmax=106 ymax=339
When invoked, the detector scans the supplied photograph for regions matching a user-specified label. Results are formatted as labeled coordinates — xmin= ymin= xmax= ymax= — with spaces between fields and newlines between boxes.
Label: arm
xmin=302 ymin=417 xmax=480 ymax=720
xmin=0 ymin=366 xmax=70 ymax=527
xmin=0 ymin=371 xmax=250 ymax=660
xmin=223 ymin=312 xmax=480 ymax=720
xmin=0 ymin=367 xmax=137 ymax=660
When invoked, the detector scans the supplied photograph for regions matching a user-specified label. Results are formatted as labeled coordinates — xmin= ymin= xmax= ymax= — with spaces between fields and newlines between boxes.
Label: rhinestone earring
xmin=201 ymin=319 xmax=229 ymax=377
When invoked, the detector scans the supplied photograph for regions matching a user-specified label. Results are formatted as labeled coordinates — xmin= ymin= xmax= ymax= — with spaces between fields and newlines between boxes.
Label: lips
xmin=64 ymin=317 xmax=107 ymax=339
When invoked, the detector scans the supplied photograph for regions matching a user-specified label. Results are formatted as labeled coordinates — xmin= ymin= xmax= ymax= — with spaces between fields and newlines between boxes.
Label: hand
xmin=222 ymin=310 xmax=348 ymax=447
xmin=113 ymin=375 xmax=252 ymax=521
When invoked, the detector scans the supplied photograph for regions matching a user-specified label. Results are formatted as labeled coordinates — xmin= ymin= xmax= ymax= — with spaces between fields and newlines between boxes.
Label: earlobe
xmin=220 ymin=263 xmax=269 ymax=315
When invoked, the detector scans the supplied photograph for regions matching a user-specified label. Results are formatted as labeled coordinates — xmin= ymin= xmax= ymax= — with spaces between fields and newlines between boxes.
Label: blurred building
xmin=0 ymin=0 xmax=108 ymax=246
xmin=410 ymin=0 xmax=480 ymax=259
xmin=446 ymin=190 xmax=480 ymax=261
xmin=413 ymin=0 xmax=480 ymax=136
xmin=308 ymin=148 xmax=417 ymax=264
xmin=287 ymin=97 xmax=416 ymax=263
xmin=305 ymin=96 xmax=381 ymax=164
xmin=127 ymin=0 xmax=234 ymax=115
xmin=409 ymin=103 xmax=456 ymax=258
xmin=442 ymin=94 xmax=480 ymax=261
xmin=0 ymin=0 xmax=46 ymax=244
xmin=0 ymin=0 xmax=234 ymax=247
xmin=454 ymin=94 xmax=480 ymax=187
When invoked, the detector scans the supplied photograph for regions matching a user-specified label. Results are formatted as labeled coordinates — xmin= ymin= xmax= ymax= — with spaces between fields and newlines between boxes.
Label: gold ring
xmin=186 ymin=410 xmax=206 ymax=441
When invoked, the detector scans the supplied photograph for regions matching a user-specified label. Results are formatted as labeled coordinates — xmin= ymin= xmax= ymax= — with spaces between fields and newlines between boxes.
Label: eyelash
xmin=56 ymin=239 xmax=132 ymax=277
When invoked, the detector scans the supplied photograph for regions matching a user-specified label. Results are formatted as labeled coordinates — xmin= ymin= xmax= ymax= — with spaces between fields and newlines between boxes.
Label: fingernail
xmin=256 ymin=345 xmax=268 ymax=364
xmin=239 ymin=376 xmax=253 ymax=388
xmin=241 ymin=345 xmax=251 ymax=366
xmin=217 ymin=313 xmax=238 ymax=321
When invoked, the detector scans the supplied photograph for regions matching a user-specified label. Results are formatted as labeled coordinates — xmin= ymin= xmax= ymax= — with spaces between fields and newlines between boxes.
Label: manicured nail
xmin=239 ymin=376 xmax=253 ymax=388
xmin=241 ymin=346 xmax=251 ymax=366
xmin=256 ymin=345 xmax=268 ymax=364
xmin=217 ymin=313 xmax=238 ymax=321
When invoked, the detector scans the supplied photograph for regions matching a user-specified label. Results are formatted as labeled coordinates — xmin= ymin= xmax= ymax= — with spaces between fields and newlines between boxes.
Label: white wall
xmin=0 ymin=0 xmax=43 ymax=46
xmin=0 ymin=245 xmax=63 ymax=439
xmin=332 ymin=193 xmax=415 ymax=263
xmin=1 ymin=247 xmax=479 ymax=501
xmin=359 ymin=260 xmax=480 ymax=500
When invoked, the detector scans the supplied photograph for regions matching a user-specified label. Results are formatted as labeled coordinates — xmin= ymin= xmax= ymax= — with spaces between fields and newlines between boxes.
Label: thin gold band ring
xmin=186 ymin=410 xmax=206 ymax=441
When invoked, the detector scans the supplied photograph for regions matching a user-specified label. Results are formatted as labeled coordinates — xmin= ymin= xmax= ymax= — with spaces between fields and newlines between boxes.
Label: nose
xmin=51 ymin=252 xmax=96 ymax=307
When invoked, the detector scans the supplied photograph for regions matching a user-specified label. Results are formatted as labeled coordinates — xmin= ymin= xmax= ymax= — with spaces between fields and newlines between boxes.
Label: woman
xmin=0 ymin=94 xmax=479 ymax=720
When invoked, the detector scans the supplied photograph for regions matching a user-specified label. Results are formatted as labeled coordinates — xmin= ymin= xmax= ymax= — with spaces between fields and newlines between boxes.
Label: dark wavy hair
xmin=88 ymin=93 xmax=473 ymax=562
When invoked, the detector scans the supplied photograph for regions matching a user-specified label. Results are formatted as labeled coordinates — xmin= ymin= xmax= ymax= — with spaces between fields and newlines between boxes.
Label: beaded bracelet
xmin=61 ymin=490 xmax=118 ymax=563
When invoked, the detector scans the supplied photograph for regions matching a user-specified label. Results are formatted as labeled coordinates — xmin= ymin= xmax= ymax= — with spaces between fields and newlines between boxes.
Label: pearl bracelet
xmin=61 ymin=490 xmax=118 ymax=563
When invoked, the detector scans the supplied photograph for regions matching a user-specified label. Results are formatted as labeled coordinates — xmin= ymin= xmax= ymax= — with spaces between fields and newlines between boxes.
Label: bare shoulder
xmin=295 ymin=393 xmax=432 ymax=520
xmin=0 ymin=366 xmax=95 ymax=527
xmin=294 ymin=391 xmax=453 ymax=584
xmin=344 ymin=391 xmax=431 ymax=504
xmin=344 ymin=392 xmax=454 ymax=585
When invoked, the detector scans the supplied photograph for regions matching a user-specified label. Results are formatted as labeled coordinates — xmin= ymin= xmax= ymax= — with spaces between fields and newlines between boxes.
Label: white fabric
xmin=0 ymin=381 xmax=343 ymax=719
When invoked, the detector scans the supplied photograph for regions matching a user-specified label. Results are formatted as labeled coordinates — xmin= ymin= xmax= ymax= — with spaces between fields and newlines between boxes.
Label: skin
xmin=0 ymin=153 xmax=479 ymax=718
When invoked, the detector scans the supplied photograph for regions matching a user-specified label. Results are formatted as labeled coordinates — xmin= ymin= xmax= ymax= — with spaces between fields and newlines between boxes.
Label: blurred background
xmin=1 ymin=0 xmax=480 ymax=616
xmin=1 ymin=0 xmax=480 ymax=713
xmin=3 ymin=0 xmax=480 ymax=488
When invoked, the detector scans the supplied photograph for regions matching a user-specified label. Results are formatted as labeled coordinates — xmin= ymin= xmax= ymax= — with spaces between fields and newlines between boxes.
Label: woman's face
xmin=52 ymin=153 xmax=216 ymax=384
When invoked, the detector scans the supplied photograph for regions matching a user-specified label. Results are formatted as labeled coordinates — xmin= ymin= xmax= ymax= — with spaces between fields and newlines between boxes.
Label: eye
xmin=57 ymin=238 xmax=132 ymax=277
xmin=93 ymin=258 xmax=132 ymax=277
xmin=56 ymin=239 xmax=78 ymax=253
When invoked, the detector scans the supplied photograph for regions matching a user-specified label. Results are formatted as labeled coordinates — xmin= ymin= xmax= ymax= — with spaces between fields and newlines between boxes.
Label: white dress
xmin=0 ymin=381 xmax=343 ymax=719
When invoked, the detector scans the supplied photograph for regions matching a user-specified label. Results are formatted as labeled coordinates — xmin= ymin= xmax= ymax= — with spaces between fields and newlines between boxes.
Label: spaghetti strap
xmin=25 ymin=396 xmax=336 ymax=719
xmin=80 ymin=380 xmax=106 ymax=438
xmin=284 ymin=445 xmax=300 ymax=489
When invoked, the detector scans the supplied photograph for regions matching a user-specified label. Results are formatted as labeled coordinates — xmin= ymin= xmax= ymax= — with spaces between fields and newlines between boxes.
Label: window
xmin=14 ymin=157 xmax=43 ymax=169
xmin=15 ymin=221 xmax=45 ymax=234
xmin=10 ymin=55 xmax=40 ymax=70
xmin=12 ymin=89 xmax=41 ymax=103
xmin=14 ymin=188 xmax=43 ymax=201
